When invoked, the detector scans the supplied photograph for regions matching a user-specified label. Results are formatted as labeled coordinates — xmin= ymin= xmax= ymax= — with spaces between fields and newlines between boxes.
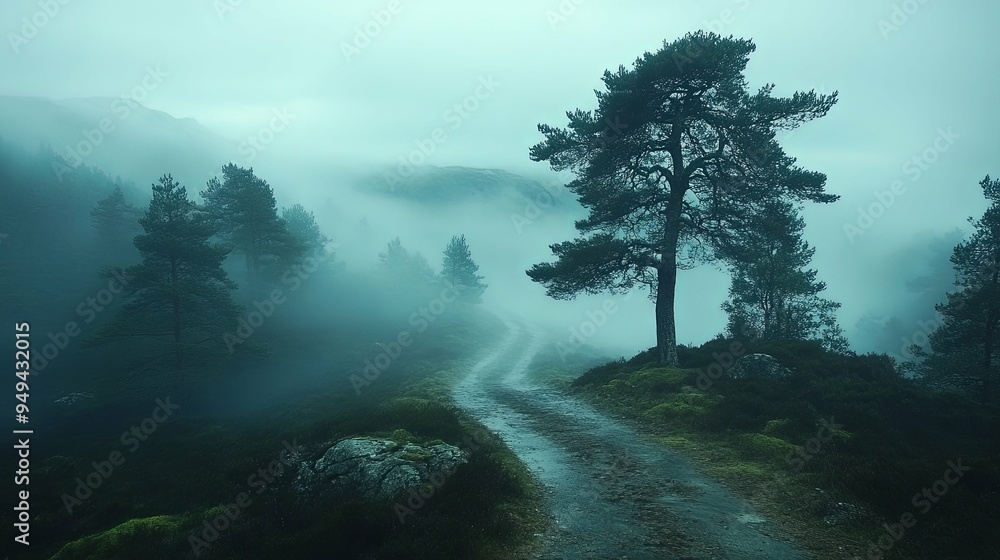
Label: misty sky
xmin=3 ymin=0 xmax=999 ymax=356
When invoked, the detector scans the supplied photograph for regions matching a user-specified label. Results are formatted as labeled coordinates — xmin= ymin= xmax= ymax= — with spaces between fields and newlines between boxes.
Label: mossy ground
xmin=537 ymin=338 xmax=1000 ymax=560
xmin=13 ymin=307 xmax=546 ymax=560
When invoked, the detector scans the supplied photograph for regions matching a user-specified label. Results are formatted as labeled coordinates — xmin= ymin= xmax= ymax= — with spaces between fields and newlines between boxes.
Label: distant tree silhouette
xmin=201 ymin=164 xmax=303 ymax=282
xmin=914 ymin=175 xmax=1000 ymax=403
xmin=378 ymin=237 xmax=436 ymax=293
xmin=90 ymin=183 xmax=141 ymax=259
xmin=441 ymin=234 xmax=487 ymax=302
xmin=282 ymin=203 xmax=330 ymax=252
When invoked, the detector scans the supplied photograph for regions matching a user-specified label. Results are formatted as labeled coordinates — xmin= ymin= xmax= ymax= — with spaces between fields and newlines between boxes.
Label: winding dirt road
xmin=452 ymin=315 xmax=806 ymax=560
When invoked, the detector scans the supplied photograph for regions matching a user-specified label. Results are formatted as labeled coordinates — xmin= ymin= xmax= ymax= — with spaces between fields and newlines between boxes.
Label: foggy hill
xmin=0 ymin=95 xmax=235 ymax=190
xmin=358 ymin=164 xmax=576 ymax=211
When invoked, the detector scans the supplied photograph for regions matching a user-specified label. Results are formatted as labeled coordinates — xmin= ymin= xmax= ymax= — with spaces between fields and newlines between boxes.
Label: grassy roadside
xmin=530 ymin=339 xmax=1000 ymax=560
xmin=15 ymin=307 xmax=548 ymax=560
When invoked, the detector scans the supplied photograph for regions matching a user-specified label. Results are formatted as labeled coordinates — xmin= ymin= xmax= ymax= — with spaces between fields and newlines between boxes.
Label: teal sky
xmin=2 ymin=0 xmax=998 ymax=354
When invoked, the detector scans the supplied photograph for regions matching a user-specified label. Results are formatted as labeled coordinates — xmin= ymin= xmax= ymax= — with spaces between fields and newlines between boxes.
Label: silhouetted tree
xmin=378 ymin=237 xmax=436 ymax=294
xmin=526 ymin=31 xmax=839 ymax=364
xmin=90 ymin=184 xmax=141 ymax=258
xmin=90 ymin=175 xmax=241 ymax=369
xmin=719 ymin=199 xmax=848 ymax=352
xmin=282 ymin=203 xmax=330 ymax=252
xmin=914 ymin=176 xmax=1000 ymax=403
xmin=201 ymin=164 xmax=303 ymax=281
xmin=441 ymin=234 xmax=487 ymax=302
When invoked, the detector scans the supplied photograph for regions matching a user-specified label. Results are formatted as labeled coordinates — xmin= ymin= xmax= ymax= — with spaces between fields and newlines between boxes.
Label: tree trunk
xmin=655 ymin=212 xmax=682 ymax=365
xmin=654 ymin=176 xmax=685 ymax=366
xmin=655 ymin=261 xmax=679 ymax=366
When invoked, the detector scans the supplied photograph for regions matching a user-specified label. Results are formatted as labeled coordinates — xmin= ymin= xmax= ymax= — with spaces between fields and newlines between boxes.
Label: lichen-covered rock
xmin=730 ymin=354 xmax=792 ymax=380
xmin=293 ymin=437 xmax=468 ymax=501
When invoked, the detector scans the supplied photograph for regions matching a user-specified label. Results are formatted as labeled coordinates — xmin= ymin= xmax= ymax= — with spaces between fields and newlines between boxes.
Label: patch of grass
xmin=732 ymin=433 xmax=799 ymax=462
xmin=703 ymin=462 xmax=771 ymax=481
xmin=49 ymin=513 xmax=195 ymax=560
xmin=570 ymin=341 xmax=1000 ymax=560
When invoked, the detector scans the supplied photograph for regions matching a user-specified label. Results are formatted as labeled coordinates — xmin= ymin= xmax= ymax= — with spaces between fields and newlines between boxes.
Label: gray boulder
xmin=54 ymin=392 xmax=95 ymax=405
xmin=293 ymin=437 xmax=468 ymax=501
xmin=729 ymin=354 xmax=792 ymax=380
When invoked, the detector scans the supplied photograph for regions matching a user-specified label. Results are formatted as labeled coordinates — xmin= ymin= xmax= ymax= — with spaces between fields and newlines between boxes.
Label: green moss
xmin=828 ymin=427 xmax=853 ymax=443
xmin=735 ymin=433 xmax=799 ymax=461
xmin=50 ymin=514 xmax=189 ymax=560
xmin=391 ymin=428 xmax=415 ymax=443
xmin=645 ymin=399 xmax=703 ymax=420
xmin=632 ymin=367 xmax=690 ymax=392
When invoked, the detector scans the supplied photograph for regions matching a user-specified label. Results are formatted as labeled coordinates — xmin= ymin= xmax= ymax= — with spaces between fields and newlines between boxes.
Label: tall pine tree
xmin=526 ymin=31 xmax=839 ymax=364
xmin=90 ymin=175 xmax=241 ymax=370
xmin=90 ymin=183 xmax=141 ymax=260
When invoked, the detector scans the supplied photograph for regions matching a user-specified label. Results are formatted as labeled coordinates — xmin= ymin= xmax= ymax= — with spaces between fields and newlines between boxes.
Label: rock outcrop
xmin=293 ymin=437 xmax=468 ymax=501
xmin=729 ymin=354 xmax=792 ymax=380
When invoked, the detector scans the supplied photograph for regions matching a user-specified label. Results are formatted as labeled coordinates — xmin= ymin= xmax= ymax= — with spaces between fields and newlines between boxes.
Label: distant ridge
xmin=358 ymin=164 xmax=576 ymax=210
xmin=0 ymin=95 xmax=236 ymax=189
